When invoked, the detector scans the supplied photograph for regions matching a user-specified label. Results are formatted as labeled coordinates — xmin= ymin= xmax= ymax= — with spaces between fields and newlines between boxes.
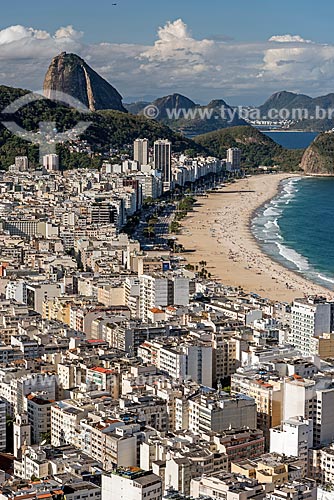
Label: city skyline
xmin=2 ymin=1 xmax=334 ymax=498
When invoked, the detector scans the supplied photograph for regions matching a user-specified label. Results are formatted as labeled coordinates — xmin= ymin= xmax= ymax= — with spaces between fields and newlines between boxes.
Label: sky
xmin=1 ymin=0 xmax=334 ymax=104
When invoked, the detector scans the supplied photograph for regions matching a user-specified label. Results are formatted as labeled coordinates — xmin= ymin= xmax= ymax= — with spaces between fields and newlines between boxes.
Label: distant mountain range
xmin=125 ymin=93 xmax=247 ymax=135
xmin=4 ymin=50 xmax=334 ymax=173
xmin=126 ymin=90 xmax=334 ymax=133
xmin=258 ymin=90 xmax=334 ymax=131
xmin=42 ymin=54 xmax=246 ymax=135
xmin=41 ymin=52 xmax=334 ymax=134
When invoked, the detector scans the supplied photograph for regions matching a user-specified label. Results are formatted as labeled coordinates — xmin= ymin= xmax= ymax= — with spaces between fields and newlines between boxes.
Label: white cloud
xmin=0 ymin=20 xmax=334 ymax=103
xmin=0 ymin=25 xmax=50 ymax=44
xmin=268 ymin=34 xmax=313 ymax=44
xmin=261 ymin=44 xmax=334 ymax=91
xmin=136 ymin=19 xmax=215 ymax=89
xmin=54 ymin=25 xmax=83 ymax=41
xmin=157 ymin=19 xmax=191 ymax=42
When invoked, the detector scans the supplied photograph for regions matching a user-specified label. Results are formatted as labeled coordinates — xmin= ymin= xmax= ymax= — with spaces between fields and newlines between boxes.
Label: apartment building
xmin=211 ymin=331 xmax=238 ymax=382
xmin=139 ymin=274 xmax=189 ymax=321
xmin=86 ymin=366 xmax=119 ymax=398
xmin=187 ymin=391 xmax=257 ymax=434
xmin=283 ymin=376 xmax=334 ymax=447
xmin=80 ymin=418 xmax=139 ymax=470
xmin=141 ymin=431 xmax=228 ymax=494
xmin=191 ymin=472 xmax=268 ymax=500
xmin=0 ymin=371 xmax=58 ymax=416
xmin=43 ymin=154 xmax=59 ymax=171
xmin=319 ymin=444 xmax=334 ymax=485
xmin=231 ymin=370 xmax=283 ymax=445
xmin=209 ymin=428 xmax=265 ymax=464
xmin=231 ymin=455 xmax=289 ymax=486
xmin=0 ymin=398 xmax=5 ymax=451
xmin=119 ymin=394 xmax=169 ymax=432
xmin=134 ymin=138 xmax=149 ymax=166
xmin=268 ymin=480 xmax=317 ymax=500
xmin=102 ymin=468 xmax=162 ymax=500
xmin=270 ymin=417 xmax=313 ymax=474
xmin=26 ymin=394 xmax=52 ymax=445
xmin=51 ymin=400 xmax=93 ymax=447
xmin=289 ymin=297 xmax=334 ymax=355
xmin=138 ymin=339 xmax=213 ymax=387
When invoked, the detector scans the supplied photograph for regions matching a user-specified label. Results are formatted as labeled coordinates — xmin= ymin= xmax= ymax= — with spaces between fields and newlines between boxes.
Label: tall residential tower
xmin=154 ymin=139 xmax=172 ymax=189
xmin=134 ymin=138 xmax=149 ymax=166
xmin=289 ymin=296 xmax=334 ymax=355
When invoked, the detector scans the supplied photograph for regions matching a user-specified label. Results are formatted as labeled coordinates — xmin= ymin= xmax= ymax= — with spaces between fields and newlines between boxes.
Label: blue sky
xmin=1 ymin=0 xmax=334 ymax=103
xmin=2 ymin=0 xmax=334 ymax=45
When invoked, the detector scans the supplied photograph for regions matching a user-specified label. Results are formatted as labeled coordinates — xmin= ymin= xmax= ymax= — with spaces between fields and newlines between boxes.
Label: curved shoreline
xmin=248 ymin=177 xmax=317 ymax=291
xmin=177 ymin=173 xmax=331 ymax=302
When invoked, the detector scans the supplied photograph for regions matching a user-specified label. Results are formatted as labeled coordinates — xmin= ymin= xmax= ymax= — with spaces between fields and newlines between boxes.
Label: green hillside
xmin=194 ymin=126 xmax=304 ymax=170
xmin=0 ymin=85 xmax=205 ymax=169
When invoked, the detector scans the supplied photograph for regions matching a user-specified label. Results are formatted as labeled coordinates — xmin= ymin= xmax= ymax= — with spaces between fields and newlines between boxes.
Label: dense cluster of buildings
xmin=0 ymin=141 xmax=331 ymax=500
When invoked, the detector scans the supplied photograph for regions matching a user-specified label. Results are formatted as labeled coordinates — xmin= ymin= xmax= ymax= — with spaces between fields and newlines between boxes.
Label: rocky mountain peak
xmin=43 ymin=52 xmax=126 ymax=112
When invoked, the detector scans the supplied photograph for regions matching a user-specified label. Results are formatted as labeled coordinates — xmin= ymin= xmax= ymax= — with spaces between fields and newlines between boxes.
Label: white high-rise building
xmin=283 ymin=377 xmax=334 ymax=447
xmin=102 ymin=468 xmax=162 ymax=500
xmin=51 ymin=400 xmax=91 ymax=447
xmin=0 ymin=399 xmax=5 ymax=451
xmin=26 ymin=394 xmax=51 ymax=445
xmin=136 ymin=173 xmax=162 ymax=199
xmin=289 ymin=297 xmax=334 ymax=355
xmin=138 ymin=341 xmax=213 ymax=387
xmin=43 ymin=154 xmax=59 ymax=171
xmin=15 ymin=156 xmax=29 ymax=171
xmin=320 ymin=444 xmax=334 ymax=485
xmin=173 ymin=277 xmax=190 ymax=306
xmin=270 ymin=416 xmax=313 ymax=472
xmin=139 ymin=274 xmax=189 ymax=321
xmin=226 ymin=148 xmax=241 ymax=172
xmin=154 ymin=139 xmax=172 ymax=187
xmin=134 ymin=138 xmax=149 ymax=166
xmin=187 ymin=392 xmax=257 ymax=434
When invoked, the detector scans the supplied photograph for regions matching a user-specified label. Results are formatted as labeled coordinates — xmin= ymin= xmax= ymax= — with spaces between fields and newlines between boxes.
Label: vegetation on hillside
xmin=0 ymin=86 xmax=306 ymax=172
xmin=194 ymin=126 xmax=304 ymax=170
xmin=0 ymin=85 xmax=205 ymax=169
xmin=259 ymin=90 xmax=334 ymax=132
xmin=126 ymin=94 xmax=247 ymax=136
xmin=300 ymin=132 xmax=334 ymax=174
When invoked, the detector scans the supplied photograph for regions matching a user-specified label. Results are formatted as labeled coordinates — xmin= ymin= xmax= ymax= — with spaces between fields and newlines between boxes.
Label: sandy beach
xmin=177 ymin=173 xmax=331 ymax=302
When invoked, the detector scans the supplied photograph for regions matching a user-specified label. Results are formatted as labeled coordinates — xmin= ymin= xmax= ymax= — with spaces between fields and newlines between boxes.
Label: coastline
xmin=177 ymin=173 xmax=331 ymax=302
xmin=261 ymin=129 xmax=316 ymax=133
xmin=304 ymin=173 xmax=334 ymax=177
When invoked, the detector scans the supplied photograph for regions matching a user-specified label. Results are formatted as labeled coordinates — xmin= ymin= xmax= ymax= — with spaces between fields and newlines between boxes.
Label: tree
xmin=40 ymin=431 xmax=51 ymax=444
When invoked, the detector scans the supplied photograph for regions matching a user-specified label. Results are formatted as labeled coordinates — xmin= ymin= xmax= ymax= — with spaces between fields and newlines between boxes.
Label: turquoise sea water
xmin=251 ymin=130 xmax=334 ymax=290
xmin=252 ymin=177 xmax=334 ymax=290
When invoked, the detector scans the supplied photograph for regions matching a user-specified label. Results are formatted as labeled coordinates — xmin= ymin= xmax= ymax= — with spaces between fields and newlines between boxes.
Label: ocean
xmin=252 ymin=177 xmax=334 ymax=291
xmin=251 ymin=130 xmax=334 ymax=291
xmin=262 ymin=130 xmax=318 ymax=149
